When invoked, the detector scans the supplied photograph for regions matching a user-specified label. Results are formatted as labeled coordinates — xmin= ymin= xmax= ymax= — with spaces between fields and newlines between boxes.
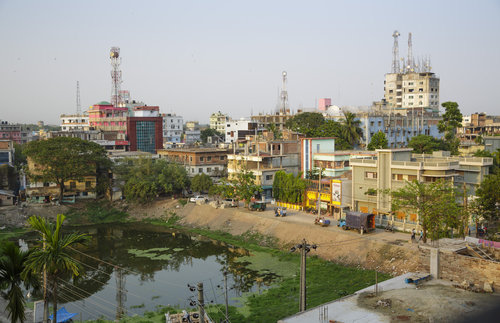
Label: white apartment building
xmin=225 ymin=119 xmax=258 ymax=143
xmin=163 ymin=113 xmax=183 ymax=144
xmin=60 ymin=114 xmax=89 ymax=132
xmin=209 ymin=111 xmax=229 ymax=133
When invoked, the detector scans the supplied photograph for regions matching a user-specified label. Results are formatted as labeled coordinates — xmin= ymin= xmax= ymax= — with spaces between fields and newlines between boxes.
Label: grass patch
xmin=0 ymin=227 xmax=30 ymax=242
xmin=66 ymin=201 xmax=128 ymax=224
xmin=178 ymin=199 xmax=188 ymax=206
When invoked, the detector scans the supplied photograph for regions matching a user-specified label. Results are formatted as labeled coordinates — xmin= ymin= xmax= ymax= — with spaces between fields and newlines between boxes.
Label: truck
xmin=338 ymin=211 xmax=375 ymax=234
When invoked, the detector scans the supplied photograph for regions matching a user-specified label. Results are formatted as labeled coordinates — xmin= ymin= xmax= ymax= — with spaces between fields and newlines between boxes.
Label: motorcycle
xmin=385 ymin=224 xmax=395 ymax=233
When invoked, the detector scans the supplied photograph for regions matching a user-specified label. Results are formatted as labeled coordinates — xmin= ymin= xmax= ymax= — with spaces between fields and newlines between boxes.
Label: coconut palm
xmin=0 ymin=242 xmax=39 ymax=323
xmin=340 ymin=112 xmax=363 ymax=148
xmin=23 ymin=214 xmax=88 ymax=323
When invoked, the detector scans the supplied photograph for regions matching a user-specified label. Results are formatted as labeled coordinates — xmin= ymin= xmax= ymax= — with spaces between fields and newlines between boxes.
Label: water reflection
xmin=24 ymin=223 xmax=280 ymax=320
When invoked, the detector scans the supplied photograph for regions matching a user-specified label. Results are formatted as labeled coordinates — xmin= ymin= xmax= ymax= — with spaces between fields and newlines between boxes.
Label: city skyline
xmin=1 ymin=0 xmax=499 ymax=124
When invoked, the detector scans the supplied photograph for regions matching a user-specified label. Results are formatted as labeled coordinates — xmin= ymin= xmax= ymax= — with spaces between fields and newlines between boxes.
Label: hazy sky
xmin=1 ymin=0 xmax=499 ymax=125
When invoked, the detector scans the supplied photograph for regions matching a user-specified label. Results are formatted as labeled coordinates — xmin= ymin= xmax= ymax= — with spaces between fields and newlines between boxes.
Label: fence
xmin=275 ymin=201 xmax=303 ymax=211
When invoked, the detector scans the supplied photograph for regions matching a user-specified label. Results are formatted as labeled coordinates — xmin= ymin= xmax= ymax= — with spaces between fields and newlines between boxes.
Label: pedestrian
xmin=411 ymin=228 xmax=416 ymax=242
xmin=419 ymin=230 xmax=423 ymax=242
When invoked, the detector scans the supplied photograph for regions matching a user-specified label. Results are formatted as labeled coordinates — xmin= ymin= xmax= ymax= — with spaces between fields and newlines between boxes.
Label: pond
xmin=24 ymin=223 xmax=282 ymax=321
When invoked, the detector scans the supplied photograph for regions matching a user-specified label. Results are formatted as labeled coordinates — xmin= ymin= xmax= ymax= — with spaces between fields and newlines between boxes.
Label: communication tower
xmin=110 ymin=47 xmax=123 ymax=107
xmin=76 ymin=81 xmax=81 ymax=114
xmin=391 ymin=30 xmax=400 ymax=73
xmin=407 ymin=32 xmax=414 ymax=72
xmin=279 ymin=71 xmax=289 ymax=114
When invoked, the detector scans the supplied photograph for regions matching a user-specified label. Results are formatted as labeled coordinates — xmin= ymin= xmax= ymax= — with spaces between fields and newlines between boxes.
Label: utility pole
xmin=290 ymin=239 xmax=317 ymax=312
xmin=316 ymin=163 xmax=323 ymax=216
xmin=198 ymin=282 xmax=205 ymax=323
xmin=43 ymin=236 xmax=49 ymax=323
xmin=223 ymin=271 xmax=229 ymax=322
xmin=463 ymin=182 xmax=469 ymax=237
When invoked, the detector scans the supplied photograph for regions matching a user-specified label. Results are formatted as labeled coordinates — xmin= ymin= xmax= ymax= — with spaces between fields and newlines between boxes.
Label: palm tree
xmin=341 ymin=112 xmax=363 ymax=148
xmin=23 ymin=214 xmax=88 ymax=323
xmin=0 ymin=242 xmax=39 ymax=323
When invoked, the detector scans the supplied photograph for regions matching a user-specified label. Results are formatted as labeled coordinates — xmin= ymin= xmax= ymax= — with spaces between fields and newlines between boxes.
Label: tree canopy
xmin=391 ymin=180 xmax=461 ymax=242
xmin=24 ymin=137 xmax=111 ymax=201
xmin=214 ymin=167 xmax=262 ymax=205
xmin=474 ymin=173 xmax=500 ymax=224
xmin=190 ymin=173 xmax=213 ymax=193
xmin=407 ymin=134 xmax=448 ymax=154
xmin=367 ymin=131 xmax=388 ymax=150
xmin=115 ymin=158 xmax=190 ymax=203
xmin=438 ymin=101 xmax=463 ymax=155
xmin=200 ymin=128 xmax=224 ymax=143
xmin=284 ymin=112 xmax=325 ymax=137
xmin=272 ymin=171 xmax=306 ymax=204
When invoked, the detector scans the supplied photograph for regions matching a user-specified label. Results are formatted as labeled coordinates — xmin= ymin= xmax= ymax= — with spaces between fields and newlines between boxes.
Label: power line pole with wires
xmin=290 ymin=239 xmax=317 ymax=312
xmin=198 ymin=282 xmax=205 ymax=323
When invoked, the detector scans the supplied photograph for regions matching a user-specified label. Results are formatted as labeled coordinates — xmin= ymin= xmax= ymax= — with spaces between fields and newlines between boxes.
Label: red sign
xmin=115 ymin=141 xmax=129 ymax=145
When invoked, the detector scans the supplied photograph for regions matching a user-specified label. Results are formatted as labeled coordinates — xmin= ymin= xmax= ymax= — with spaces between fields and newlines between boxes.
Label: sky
xmin=0 ymin=0 xmax=499 ymax=125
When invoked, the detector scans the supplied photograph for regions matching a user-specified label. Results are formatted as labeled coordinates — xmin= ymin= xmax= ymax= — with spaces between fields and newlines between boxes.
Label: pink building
xmin=318 ymin=98 xmax=332 ymax=111
xmin=88 ymin=101 xmax=128 ymax=132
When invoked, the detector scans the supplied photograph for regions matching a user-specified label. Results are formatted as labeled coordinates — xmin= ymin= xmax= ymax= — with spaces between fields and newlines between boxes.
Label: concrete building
xmin=0 ymin=140 xmax=15 ymax=167
xmin=126 ymin=115 xmax=163 ymax=154
xmin=225 ymin=119 xmax=258 ymax=143
xmin=318 ymin=98 xmax=332 ymax=111
xmin=228 ymin=138 xmax=300 ymax=198
xmin=484 ymin=136 xmax=500 ymax=154
xmin=300 ymin=138 xmax=336 ymax=177
xmin=184 ymin=130 xmax=201 ymax=144
xmin=162 ymin=113 xmax=183 ymax=144
xmin=158 ymin=148 xmax=229 ymax=177
xmin=60 ymin=114 xmax=89 ymax=131
xmin=350 ymin=149 xmax=493 ymax=231
xmin=209 ymin=111 xmax=229 ymax=133
xmin=384 ymin=72 xmax=440 ymax=115
xmin=132 ymin=106 xmax=160 ymax=117
xmin=251 ymin=111 xmax=294 ymax=131
xmin=0 ymin=120 xmax=21 ymax=144
xmin=88 ymin=101 xmax=128 ymax=132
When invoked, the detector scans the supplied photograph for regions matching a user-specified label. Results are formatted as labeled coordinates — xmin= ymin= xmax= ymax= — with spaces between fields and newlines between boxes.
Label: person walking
xmin=419 ymin=230 xmax=423 ymax=242
xmin=411 ymin=228 xmax=416 ymax=242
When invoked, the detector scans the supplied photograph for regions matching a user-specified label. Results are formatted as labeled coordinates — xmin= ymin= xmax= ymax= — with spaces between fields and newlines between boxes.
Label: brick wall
xmin=419 ymin=247 xmax=500 ymax=291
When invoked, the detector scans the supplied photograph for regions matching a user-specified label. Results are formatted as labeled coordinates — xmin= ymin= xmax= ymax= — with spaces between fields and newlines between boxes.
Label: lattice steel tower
xmin=76 ymin=81 xmax=81 ymax=114
xmin=279 ymin=71 xmax=289 ymax=114
xmin=110 ymin=47 xmax=123 ymax=107
xmin=391 ymin=31 xmax=400 ymax=73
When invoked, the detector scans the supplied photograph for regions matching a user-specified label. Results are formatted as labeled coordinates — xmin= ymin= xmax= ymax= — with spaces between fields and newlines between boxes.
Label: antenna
xmin=391 ymin=30 xmax=400 ymax=73
xmin=407 ymin=32 xmax=414 ymax=72
xmin=76 ymin=81 xmax=81 ymax=114
xmin=110 ymin=47 xmax=123 ymax=107
xmin=280 ymin=71 xmax=289 ymax=114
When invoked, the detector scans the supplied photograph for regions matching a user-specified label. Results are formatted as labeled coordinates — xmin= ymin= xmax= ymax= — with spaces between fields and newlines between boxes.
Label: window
xmin=419 ymin=95 xmax=423 ymax=98
xmin=409 ymin=82 xmax=414 ymax=86
xmin=43 ymin=182 xmax=50 ymax=187
xmin=419 ymin=88 xmax=423 ymax=92
xmin=207 ymin=167 xmax=211 ymax=172
xmin=408 ymin=175 xmax=417 ymax=181
xmin=200 ymin=157 xmax=204 ymax=162
xmin=409 ymin=95 xmax=413 ymax=99
xmin=85 ymin=181 xmax=91 ymax=189
xmin=70 ymin=182 xmax=76 ymax=189
xmin=214 ymin=167 xmax=219 ymax=171
xmin=206 ymin=156 xmax=212 ymax=161
xmin=389 ymin=89 xmax=393 ymax=94
xmin=365 ymin=171 xmax=377 ymax=179
xmin=266 ymin=175 xmax=273 ymax=180
xmin=409 ymin=89 xmax=414 ymax=92
xmin=220 ymin=156 xmax=225 ymax=160
xmin=370 ymin=121 xmax=374 ymax=126
xmin=392 ymin=174 xmax=403 ymax=181
xmin=378 ymin=121 xmax=382 ymax=126
xmin=316 ymin=144 xmax=320 ymax=153
xmin=199 ymin=168 xmax=203 ymax=173
xmin=190 ymin=157 xmax=193 ymax=162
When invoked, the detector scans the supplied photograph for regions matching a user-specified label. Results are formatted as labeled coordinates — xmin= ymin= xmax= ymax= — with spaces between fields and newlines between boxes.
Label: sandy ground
xmin=357 ymin=282 xmax=500 ymax=323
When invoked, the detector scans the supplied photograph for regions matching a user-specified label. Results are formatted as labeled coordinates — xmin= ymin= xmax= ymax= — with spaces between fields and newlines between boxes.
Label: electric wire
xmin=56 ymin=292 xmax=109 ymax=320
xmin=67 ymin=254 xmax=187 ymax=307
xmin=55 ymin=276 xmax=143 ymax=318
xmin=57 ymin=284 xmax=116 ymax=318
xmin=68 ymin=246 xmax=186 ymax=288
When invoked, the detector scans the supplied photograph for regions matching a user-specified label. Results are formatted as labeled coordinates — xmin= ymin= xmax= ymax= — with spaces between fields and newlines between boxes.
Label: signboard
xmin=331 ymin=180 xmax=342 ymax=206
xmin=34 ymin=300 xmax=44 ymax=323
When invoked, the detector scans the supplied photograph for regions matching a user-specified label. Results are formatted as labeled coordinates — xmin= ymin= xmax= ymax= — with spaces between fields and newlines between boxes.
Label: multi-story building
xmin=225 ymin=119 xmax=258 ymax=143
xmin=158 ymin=148 xmax=229 ymax=177
xmin=88 ymin=101 xmax=128 ymax=132
xmin=384 ymin=72 xmax=440 ymax=115
xmin=350 ymin=149 xmax=493 ymax=231
xmin=162 ymin=113 xmax=183 ymax=144
xmin=60 ymin=114 xmax=89 ymax=131
xmin=127 ymin=112 xmax=163 ymax=154
xmin=25 ymin=158 xmax=97 ymax=203
xmin=0 ymin=140 xmax=15 ymax=167
xmin=184 ymin=130 xmax=201 ymax=144
xmin=251 ymin=112 xmax=294 ymax=131
xmin=0 ymin=120 xmax=21 ymax=144
xmin=228 ymin=138 xmax=300 ymax=198
xmin=209 ymin=111 xmax=229 ymax=133
xmin=300 ymin=138 xmax=336 ymax=176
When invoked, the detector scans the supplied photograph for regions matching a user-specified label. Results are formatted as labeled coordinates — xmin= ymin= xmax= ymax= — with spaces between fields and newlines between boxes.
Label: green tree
xmin=408 ymin=134 xmax=448 ymax=154
xmin=284 ymin=112 xmax=325 ymax=137
xmin=391 ymin=180 xmax=460 ymax=242
xmin=23 ymin=137 xmax=111 ymax=202
xmin=266 ymin=123 xmax=282 ymax=139
xmin=272 ymin=171 xmax=306 ymax=204
xmin=473 ymin=149 xmax=499 ymax=174
xmin=305 ymin=168 xmax=324 ymax=180
xmin=367 ymin=131 xmax=388 ymax=150
xmin=13 ymin=143 xmax=27 ymax=171
xmin=23 ymin=214 xmax=88 ymax=323
xmin=215 ymin=167 xmax=262 ymax=206
xmin=117 ymin=158 xmax=190 ymax=203
xmin=315 ymin=120 xmax=352 ymax=150
xmin=191 ymin=173 xmax=213 ymax=193
xmin=340 ymin=112 xmax=363 ymax=148
xmin=475 ymin=173 xmax=500 ymax=225
xmin=200 ymin=128 xmax=223 ymax=143
xmin=438 ymin=101 xmax=463 ymax=155
xmin=0 ymin=242 xmax=39 ymax=323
